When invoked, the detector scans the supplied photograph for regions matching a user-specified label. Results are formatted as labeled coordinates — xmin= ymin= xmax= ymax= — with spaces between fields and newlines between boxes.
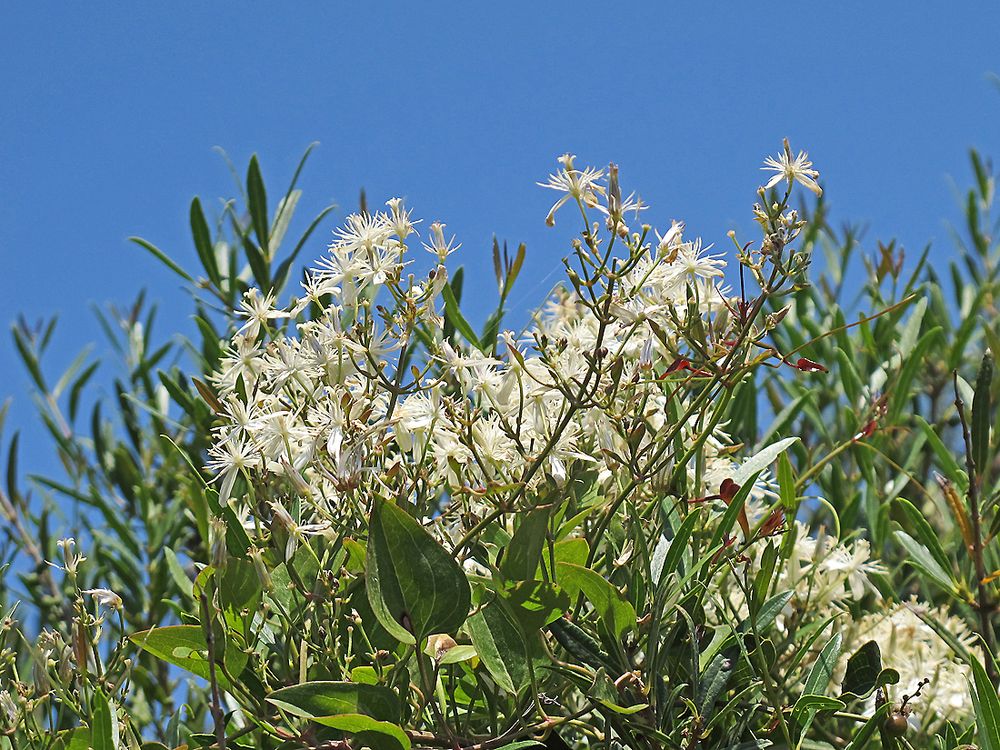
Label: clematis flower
xmin=761 ymin=138 xmax=823 ymax=196
xmin=82 ymin=588 xmax=123 ymax=611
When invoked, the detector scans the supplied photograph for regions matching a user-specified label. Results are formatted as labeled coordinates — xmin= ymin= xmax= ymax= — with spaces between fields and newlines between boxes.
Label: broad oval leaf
xmin=266 ymin=681 xmax=400 ymax=723
xmin=468 ymin=598 xmax=543 ymax=695
xmin=129 ymin=625 xmax=247 ymax=689
xmin=312 ymin=714 xmax=410 ymax=750
xmin=366 ymin=499 xmax=471 ymax=644
xmin=556 ymin=562 xmax=636 ymax=638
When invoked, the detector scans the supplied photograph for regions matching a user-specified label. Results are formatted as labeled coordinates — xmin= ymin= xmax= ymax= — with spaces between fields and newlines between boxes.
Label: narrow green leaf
xmin=190 ymin=197 xmax=222 ymax=286
xmin=699 ymin=648 xmax=736 ymax=719
xmin=894 ymin=497 xmax=953 ymax=575
xmin=547 ymin=616 xmax=611 ymax=671
xmin=844 ymin=703 xmax=890 ymax=750
xmin=803 ymin=632 xmax=842 ymax=696
xmin=970 ymin=650 xmax=1000 ymax=750
xmin=777 ymin=452 xmax=797 ymax=514
xmin=246 ymin=154 xmax=270 ymax=256
xmin=972 ymin=351 xmax=993 ymax=475
xmin=163 ymin=548 xmax=193 ymax=599
xmin=90 ymin=690 xmax=118 ymax=750
xmin=791 ymin=694 xmax=846 ymax=727
xmin=732 ymin=437 xmax=799 ymax=486
xmin=129 ymin=236 xmax=193 ymax=283
xmin=655 ymin=508 xmax=700 ymax=586
xmin=11 ymin=325 xmax=46 ymax=392
xmin=274 ymin=203 xmax=337 ymax=295
xmin=894 ymin=530 xmax=958 ymax=594
xmin=914 ymin=415 xmax=965 ymax=483
xmin=441 ymin=280 xmax=481 ymax=350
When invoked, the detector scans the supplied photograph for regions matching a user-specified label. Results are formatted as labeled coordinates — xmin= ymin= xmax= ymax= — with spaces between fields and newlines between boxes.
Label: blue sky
xmin=3 ymin=4 xmax=1000 ymax=483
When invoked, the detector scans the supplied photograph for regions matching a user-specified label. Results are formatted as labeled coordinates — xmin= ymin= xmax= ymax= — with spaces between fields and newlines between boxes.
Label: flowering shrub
xmin=2 ymin=142 xmax=1000 ymax=750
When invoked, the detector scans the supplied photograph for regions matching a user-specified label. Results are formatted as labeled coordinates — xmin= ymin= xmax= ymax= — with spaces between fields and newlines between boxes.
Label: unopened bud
xmin=249 ymin=547 xmax=273 ymax=591
xmin=209 ymin=516 xmax=228 ymax=570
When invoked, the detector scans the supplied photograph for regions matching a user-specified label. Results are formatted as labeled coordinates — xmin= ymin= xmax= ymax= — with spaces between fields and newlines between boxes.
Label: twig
xmin=200 ymin=592 xmax=228 ymax=750
xmin=953 ymin=371 xmax=999 ymax=684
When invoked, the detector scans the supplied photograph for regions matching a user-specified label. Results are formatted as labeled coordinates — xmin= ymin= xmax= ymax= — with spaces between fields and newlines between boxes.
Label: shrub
xmin=2 ymin=142 xmax=999 ymax=750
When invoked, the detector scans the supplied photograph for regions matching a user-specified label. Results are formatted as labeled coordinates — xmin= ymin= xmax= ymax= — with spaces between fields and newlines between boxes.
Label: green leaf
xmin=894 ymin=530 xmax=958 ymax=594
xmin=803 ymin=632 xmax=842 ymax=696
xmin=653 ymin=509 xmax=700 ymax=586
xmin=547 ymin=616 xmax=611 ymax=671
xmin=777 ymin=452 xmax=797 ymax=514
xmin=247 ymin=154 xmax=270 ymax=256
xmin=163 ymin=547 xmax=193 ymax=599
xmin=311 ymin=714 xmax=410 ymax=750
xmin=698 ymin=649 xmax=736 ymax=718
xmin=129 ymin=625 xmax=247 ymax=689
xmin=556 ymin=562 xmax=636 ymax=638
xmin=844 ymin=703 xmax=890 ymax=750
xmin=190 ymin=197 xmax=221 ymax=286
xmin=791 ymin=694 xmax=846 ymax=727
xmin=973 ymin=351 xmax=993 ymax=476
xmin=751 ymin=590 xmax=793 ymax=633
xmin=731 ymin=437 xmax=799 ymax=486
xmin=501 ymin=506 xmax=550 ymax=581
xmin=128 ymin=236 xmax=193 ymax=283
xmin=366 ymin=499 xmax=471 ymax=644
xmin=273 ymin=203 xmax=337 ymax=294
xmin=894 ymin=497 xmax=953 ymax=577
xmin=501 ymin=580 xmax=570 ymax=631
xmin=842 ymin=645 xmax=883 ymax=696
xmin=840 ymin=640 xmax=898 ymax=699
xmin=267 ymin=681 xmax=400 ymax=723
xmin=50 ymin=728 xmax=91 ymax=750
xmin=441 ymin=280 xmax=482 ymax=350
xmin=915 ymin=415 xmax=965 ymax=483
xmin=468 ymin=598 xmax=541 ymax=694
xmin=970 ymin=652 xmax=1000 ymax=750
xmin=90 ymin=690 xmax=118 ymax=750
xmin=588 ymin=668 xmax=649 ymax=714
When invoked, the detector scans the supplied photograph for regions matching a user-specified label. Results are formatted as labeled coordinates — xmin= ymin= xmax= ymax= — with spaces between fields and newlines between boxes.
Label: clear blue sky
xmin=3 ymin=4 xmax=1000 ymax=483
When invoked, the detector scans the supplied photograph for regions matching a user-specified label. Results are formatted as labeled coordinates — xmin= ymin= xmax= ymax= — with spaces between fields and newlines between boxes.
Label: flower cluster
xmin=207 ymin=154 xmax=742 ymax=555
xmin=197 ymin=143 xmax=976 ymax=739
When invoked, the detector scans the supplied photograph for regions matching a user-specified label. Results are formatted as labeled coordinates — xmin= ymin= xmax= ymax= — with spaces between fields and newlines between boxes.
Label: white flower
xmin=386 ymin=197 xmax=419 ymax=240
xmin=330 ymin=211 xmax=393 ymax=254
xmin=236 ymin=288 xmax=288 ymax=340
xmin=674 ymin=240 xmax=725 ymax=281
xmin=537 ymin=153 xmax=606 ymax=226
xmin=422 ymin=221 xmax=461 ymax=263
xmin=655 ymin=220 xmax=685 ymax=256
xmin=82 ymin=587 xmax=123 ymax=610
xmin=206 ymin=434 xmax=260 ymax=505
xmin=55 ymin=537 xmax=86 ymax=575
xmin=762 ymin=138 xmax=822 ymax=196
xmin=820 ymin=538 xmax=885 ymax=600
xmin=0 ymin=691 xmax=17 ymax=727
